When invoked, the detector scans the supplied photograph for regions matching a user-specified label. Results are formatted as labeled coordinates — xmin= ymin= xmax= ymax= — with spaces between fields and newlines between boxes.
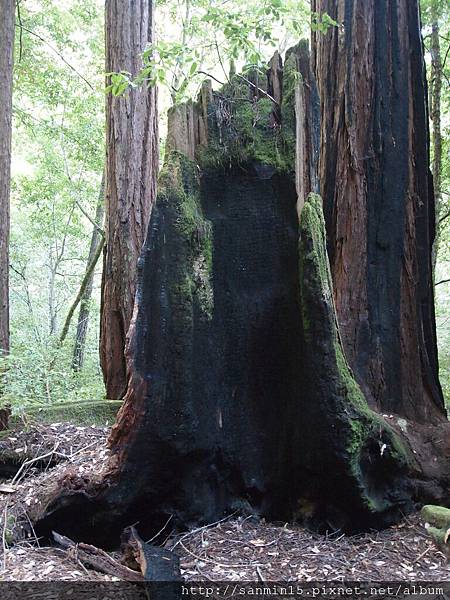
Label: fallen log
xmin=52 ymin=531 xmax=144 ymax=581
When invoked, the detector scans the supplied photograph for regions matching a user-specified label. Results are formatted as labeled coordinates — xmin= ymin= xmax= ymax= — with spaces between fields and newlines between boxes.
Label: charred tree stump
xmin=34 ymin=42 xmax=449 ymax=548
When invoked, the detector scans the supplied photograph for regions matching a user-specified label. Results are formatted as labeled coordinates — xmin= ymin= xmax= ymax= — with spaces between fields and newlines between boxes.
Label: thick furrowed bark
xmin=430 ymin=10 xmax=443 ymax=273
xmin=100 ymin=0 xmax=158 ymax=399
xmin=311 ymin=0 xmax=445 ymax=422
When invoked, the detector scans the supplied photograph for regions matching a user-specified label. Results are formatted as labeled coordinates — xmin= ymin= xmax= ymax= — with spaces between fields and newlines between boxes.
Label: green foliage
xmin=5 ymin=0 xmax=106 ymax=416
xmin=310 ymin=11 xmax=340 ymax=34
xmin=0 ymin=342 xmax=105 ymax=417
xmin=111 ymin=0 xmax=313 ymax=104
xmin=421 ymin=0 xmax=450 ymax=409
xmin=105 ymin=71 xmax=133 ymax=96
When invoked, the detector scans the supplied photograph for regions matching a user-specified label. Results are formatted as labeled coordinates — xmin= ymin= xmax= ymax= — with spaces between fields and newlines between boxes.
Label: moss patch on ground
xmin=11 ymin=400 xmax=121 ymax=427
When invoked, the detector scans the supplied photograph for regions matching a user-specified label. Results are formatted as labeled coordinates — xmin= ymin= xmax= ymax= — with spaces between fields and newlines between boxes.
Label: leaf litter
xmin=0 ymin=422 xmax=447 ymax=581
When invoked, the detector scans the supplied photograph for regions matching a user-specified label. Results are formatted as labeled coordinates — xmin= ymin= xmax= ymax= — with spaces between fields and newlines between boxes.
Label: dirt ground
xmin=0 ymin=421 xmax=447 ymax=582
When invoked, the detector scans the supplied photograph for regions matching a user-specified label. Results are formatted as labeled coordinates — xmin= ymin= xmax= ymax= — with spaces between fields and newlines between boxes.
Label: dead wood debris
xmin=52 ymin=531 xmax=144 ymax=581
xmin=121 ymin=526 xmax=182 ymax=581
xmin=0 ymin=422 xmax=448 ymax=581
xmin=0 ymin=421 xmax=110 ymax=548
xmin=1 ymin=545 xmax=117 ymax=581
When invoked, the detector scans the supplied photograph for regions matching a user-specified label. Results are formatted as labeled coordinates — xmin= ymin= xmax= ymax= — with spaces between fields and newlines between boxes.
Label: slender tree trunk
xmin=430 ymin=9 xmax=442 ymax=273
xmin=0 ymin=0 xmax=14 ymax=356
xmin=311 ymin=0 xmax=445 ymax=423
xmin=72 ymin=175 xmax=105 ymax=371
xmin=47 ymin=250 xmax=57 ymax=336
xmin=59 ymin=237 xmax=105 ymax=348
xmin=100 ymin=0 xmax=158 ymax=399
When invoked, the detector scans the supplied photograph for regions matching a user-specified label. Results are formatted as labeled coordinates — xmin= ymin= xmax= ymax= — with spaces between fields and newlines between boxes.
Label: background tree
xmin=72 ymin=174 xmax=105 ymax=371
xmin=422 ymin=0 xmax=450 ymax=403
xmin=0 ymin=0 xmax=15 ymax=357
xmin=421 ymin=0 xmax=449 ymax=273
xmin=100 ymin=0 xmax=158 ymax=400
xmin=429 ymin=0 xmax=443 ymax=274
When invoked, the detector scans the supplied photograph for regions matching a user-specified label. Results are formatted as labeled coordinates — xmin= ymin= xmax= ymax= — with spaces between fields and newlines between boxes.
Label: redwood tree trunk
xmin=311 ymin=0 xmax=445 ymax=423
xmin=0 ymin=0 xmax=14 ymax=357
xmin=100 ymin=0 xmax=158 ymax=399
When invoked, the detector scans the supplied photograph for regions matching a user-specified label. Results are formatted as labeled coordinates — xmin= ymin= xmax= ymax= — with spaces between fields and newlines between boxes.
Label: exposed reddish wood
xmin=286 ymin=42 xmax=320 ymax=214
xmin=121 ymin=526 xmax=143 ymax=572
xmin=311 ymin=0 xmax=445 ymax=422
xmin=108 ymin=354 xmax=148 ymax=462
xmin=121 ymin=526 xmax=181 ymax=581
xmin=0 ymin=0 xmax=14 ymax=357
xmin=100 ymin=0 xmax=159 ymax=399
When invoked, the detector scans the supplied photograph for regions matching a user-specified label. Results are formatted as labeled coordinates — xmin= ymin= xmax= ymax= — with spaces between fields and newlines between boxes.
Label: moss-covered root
xmin=421 ymin=505 xmax=450 ymax=558
xmin=297 ymin=193 xmax=415 ymax=525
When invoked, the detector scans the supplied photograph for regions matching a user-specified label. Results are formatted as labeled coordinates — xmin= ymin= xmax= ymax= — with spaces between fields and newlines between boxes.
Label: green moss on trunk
xmin=160 ymin=152 xmax=214 ymax=321
xmin=198 ymin=88 xmax=293 ymax=173
xmin=297 ymin=193 xmax=415 ymax=522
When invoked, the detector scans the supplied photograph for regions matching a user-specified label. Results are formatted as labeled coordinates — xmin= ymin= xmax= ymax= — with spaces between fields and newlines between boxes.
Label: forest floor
xmin=0 ymin=421 xmax=447 ymax=582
